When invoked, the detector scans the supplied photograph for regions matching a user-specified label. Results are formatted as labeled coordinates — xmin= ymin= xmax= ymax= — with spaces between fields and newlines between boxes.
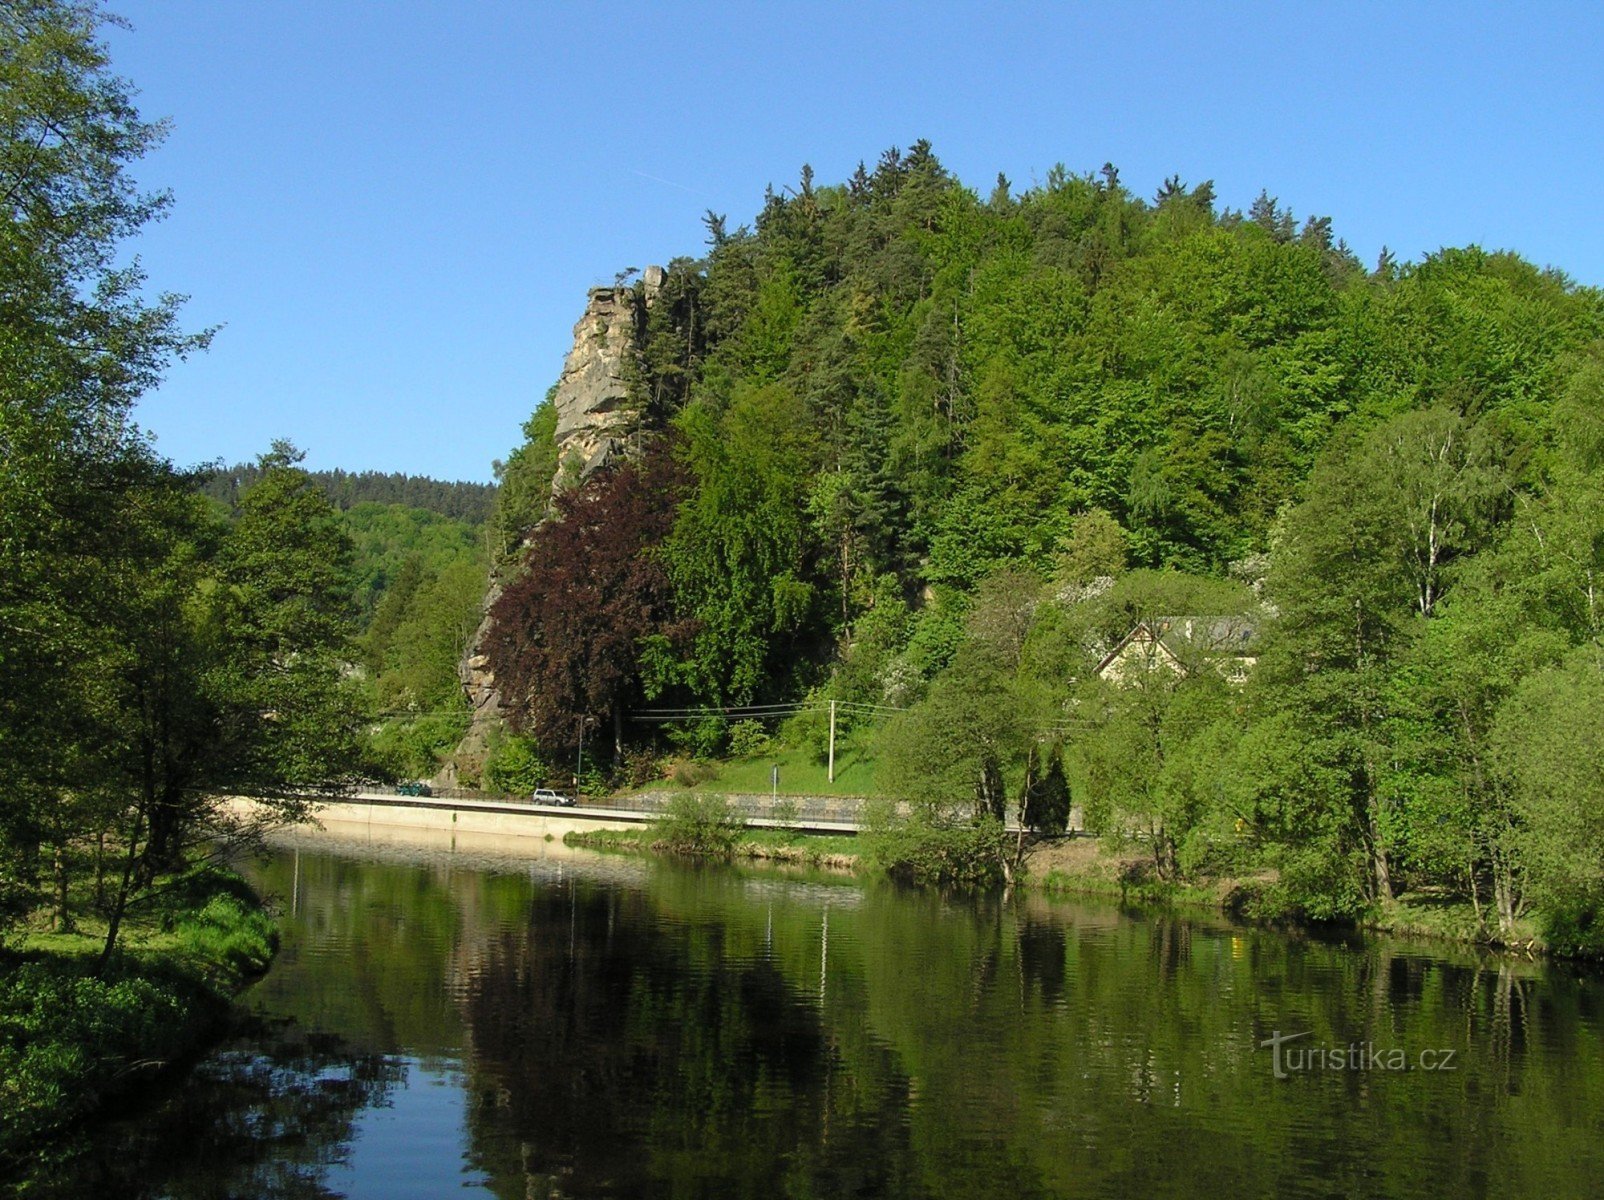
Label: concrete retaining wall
xmin=223 ymin=792 xmax=859 ymax=846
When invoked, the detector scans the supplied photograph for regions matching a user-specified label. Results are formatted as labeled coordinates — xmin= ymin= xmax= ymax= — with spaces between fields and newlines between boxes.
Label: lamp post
xmin=575 ymin=715 xmax=594 ymax=796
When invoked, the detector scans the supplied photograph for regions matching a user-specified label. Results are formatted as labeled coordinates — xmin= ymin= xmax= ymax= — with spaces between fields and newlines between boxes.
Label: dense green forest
xmin=486 ymin=148 xmax=1604 ymax=949
xmin=200 ymin=463 xmax=496 ymax=524
xmin=195 ymin=482 xmax=494 ymax=782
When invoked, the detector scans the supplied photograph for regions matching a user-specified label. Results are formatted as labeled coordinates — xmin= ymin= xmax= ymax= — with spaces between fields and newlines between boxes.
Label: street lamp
xmin=575 ymin=715 xmax=595 ymax=795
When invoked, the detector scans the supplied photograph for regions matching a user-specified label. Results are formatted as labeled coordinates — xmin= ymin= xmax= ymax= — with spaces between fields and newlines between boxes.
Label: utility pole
xmin=827 ymin=699 xmax=836 ymax=783
xmin=575 ymin=716 xmax=585 ymax=794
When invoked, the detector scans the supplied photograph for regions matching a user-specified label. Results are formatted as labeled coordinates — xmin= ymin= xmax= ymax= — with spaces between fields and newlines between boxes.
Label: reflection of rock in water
xmin=13 ymin=1018 xmax=403 ymax=1199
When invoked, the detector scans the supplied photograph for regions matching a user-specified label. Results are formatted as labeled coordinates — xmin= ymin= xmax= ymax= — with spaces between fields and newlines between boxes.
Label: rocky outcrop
xmin=432 ymin=596 xmax=502 ymax=789
xmin=436 ymin=267 xmax=662 ymax=787
xmin=550 ymin=264 xmax=664 ymax=485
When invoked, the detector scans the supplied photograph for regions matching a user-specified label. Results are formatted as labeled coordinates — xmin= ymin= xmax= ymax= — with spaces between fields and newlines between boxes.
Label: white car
xmin=531 ymin=788 xmax=576 ymax=807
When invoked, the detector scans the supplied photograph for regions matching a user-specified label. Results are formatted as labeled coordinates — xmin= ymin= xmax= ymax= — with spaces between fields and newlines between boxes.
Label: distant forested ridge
xmin=201 ymin=465 xmax=496 ymax=524
xmin=485 ymin=143 xmax=1604 ymax=950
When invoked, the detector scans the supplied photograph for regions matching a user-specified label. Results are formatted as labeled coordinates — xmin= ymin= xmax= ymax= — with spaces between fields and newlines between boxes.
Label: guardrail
xmin=366 ymin=784 xmax=870 ymax=821
xmin=333 ymin=789 xmax=863 ymax=835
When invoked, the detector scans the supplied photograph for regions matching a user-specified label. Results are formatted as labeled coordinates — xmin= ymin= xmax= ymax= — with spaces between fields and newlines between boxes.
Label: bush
xmin=365 ymin=711 xmax=470 ymax=779
xmin=0 ymin=867 xmax=272 ymax=1160
xmin=619 ymin=747 xmax=662 ymax=788
xmin=485 ymin=733 xmax=548 ymax=795
xmin=0 ymin=962 xmax=198 ymax=1155
xmin=654 ymin=794 xmax=742 ymax=859
xmin=860 ymin=812 xmax=1012 ymax=889
xmin=1540 ymin=898 xmax=1604 ymax=957
xmin=728 ymin=720 xmax=771 ymax=759
xmin=667 ymin=715 xmax=728 ymax=759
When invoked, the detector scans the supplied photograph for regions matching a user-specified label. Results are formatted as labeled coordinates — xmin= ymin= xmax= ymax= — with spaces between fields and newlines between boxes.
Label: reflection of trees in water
xmin=15 ymin=1020 xmax=402 ymax=1200
xmin=446 ymin=872 xmax=1604 ymax=1200
xmin=455 ymin=880 xmax=920 ymax=1198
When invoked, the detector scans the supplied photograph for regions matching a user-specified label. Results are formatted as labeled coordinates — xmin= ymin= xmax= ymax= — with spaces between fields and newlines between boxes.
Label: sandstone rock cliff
xmin=436 ymin=266 xmax=663 ymax=787
xmin=550 ymin=264 xmax=664 ymax=484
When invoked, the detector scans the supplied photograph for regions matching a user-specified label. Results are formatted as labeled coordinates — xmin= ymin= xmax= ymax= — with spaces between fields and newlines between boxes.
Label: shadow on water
xmin=10 ymin=1016 xmax=402 ymax=1199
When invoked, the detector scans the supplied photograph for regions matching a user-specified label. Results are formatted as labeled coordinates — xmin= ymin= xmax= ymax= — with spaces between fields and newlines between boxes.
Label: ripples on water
xmin=14 ymin=828 xmax=1604 ymax=1199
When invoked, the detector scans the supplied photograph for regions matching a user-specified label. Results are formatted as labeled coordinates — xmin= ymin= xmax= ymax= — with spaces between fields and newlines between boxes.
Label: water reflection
xmin=17 ymin=1021 xmax=402 ymax=1199
xmin=13 ymin=835 xmax=1604 ymax=1199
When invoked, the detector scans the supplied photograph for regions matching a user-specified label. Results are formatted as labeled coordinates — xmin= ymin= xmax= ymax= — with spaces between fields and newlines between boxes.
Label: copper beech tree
xmin=485 ymin=446 xmax=689 ymax=758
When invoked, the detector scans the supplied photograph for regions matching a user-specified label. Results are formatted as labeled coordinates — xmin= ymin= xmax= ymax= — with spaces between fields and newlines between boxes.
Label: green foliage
xmin=1054 ymin=508 xmax=1129 ymax=584
xmin=339 ymin=502 xmax=482 ymax=619
xmin=727 ymin=720 xmax=771 ymax=759
xmin=490 ymin=392 xmax=559 ymax=567
xmin=859 ymin=806 xmax=1011 ymax=889
xmin=366 ymin=712 xmax=470 ymax=782
xmin=0 ymin=867 xmax=273 ymax=1159
xmin=653 ymin=794 xmax=742 ymax=859
xmin=372 ymin=556 xmax=486 ymax=711
xmin=1492 ymin=654 xmax=1604 ymax=952
xmin=483 ymin=733 xmax=549 ymax=796
xmin=659 ymin=383 xmax=820 ymax=703
xmin=200 ymin=465 xmax=494 ymax=525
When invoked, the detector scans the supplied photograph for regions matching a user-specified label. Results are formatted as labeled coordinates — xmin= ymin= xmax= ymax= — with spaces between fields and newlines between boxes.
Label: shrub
xmin=654 ymin=794 xmax=742 ymax=859
xmin=667 ymin=715 xmax=728 ymax=759
xmin=619 ymin=747 xmax=662 ymax=788
xmin=859 ymin=812 xmax=1011 ymax=889
xmin=0 ymin=867 xmax=272 ymax=1159
xmin=485 ymin=733 xmax=549 ymax=795
xmin=728 ymin=720 xmax=771 ymax=759
xmin=668 ymin=758 xmax=718 ymax=789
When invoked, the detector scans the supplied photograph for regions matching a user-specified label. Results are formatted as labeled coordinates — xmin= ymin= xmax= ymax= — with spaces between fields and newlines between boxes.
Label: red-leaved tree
xmin=485 ymin=446 xmax=686 ymax=756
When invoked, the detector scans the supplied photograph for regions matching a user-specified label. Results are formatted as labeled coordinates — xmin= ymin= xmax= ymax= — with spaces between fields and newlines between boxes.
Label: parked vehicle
xmin=531 ymin=788 xmax=575 ymax=807
xmin=397 ymin=781 xmax=432 ymax=797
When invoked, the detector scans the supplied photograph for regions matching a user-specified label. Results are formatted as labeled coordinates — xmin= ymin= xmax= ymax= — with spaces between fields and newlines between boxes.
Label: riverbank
xmin=573 ymin=821 xmax=1558 ymax=957
xmin=0 ymin=867 xmax=276 ymax=1161
xmin=1028 ymin=837 xmax=1554 ymax=955
xmin=270 ymin=789 xmax=1561 ymax=960
xmin=565 ymin=826 xmax=859 ymax=870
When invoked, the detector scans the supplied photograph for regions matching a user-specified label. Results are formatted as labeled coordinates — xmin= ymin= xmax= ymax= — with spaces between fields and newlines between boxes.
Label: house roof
xmin=1094 ymin=615 xmax=1259 ymax=678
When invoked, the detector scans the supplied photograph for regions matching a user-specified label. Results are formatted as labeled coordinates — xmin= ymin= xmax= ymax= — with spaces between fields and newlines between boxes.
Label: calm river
xmin=18 ymin=831 xmax=1604 ymax=1198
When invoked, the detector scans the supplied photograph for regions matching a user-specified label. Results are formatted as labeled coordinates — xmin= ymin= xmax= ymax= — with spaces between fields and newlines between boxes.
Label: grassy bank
xmin=648 ymin=740 xmax=877 ymax=798
xmin=0 ymin=867 xmax=276 ymax=1160
xmin=567 ymin=825 xmax=859 ymax=870
xmin=1029 ymin=839 xmax=1260 ymax=910
xmin=1027 ymin=838 xmax=1555 ymax=953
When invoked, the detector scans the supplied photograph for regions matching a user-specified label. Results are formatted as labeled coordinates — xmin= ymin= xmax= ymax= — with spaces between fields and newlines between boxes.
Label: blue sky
xmin=106 ymin=2 xmax=1604 ymax=484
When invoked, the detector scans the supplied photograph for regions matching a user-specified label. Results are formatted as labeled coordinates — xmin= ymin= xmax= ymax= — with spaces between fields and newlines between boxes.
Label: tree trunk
xmin=1493 ymin=859 xmax=1519 ymax=941
xmin=95 ymin=828 xmax=108 ymax=912
xmin=97 ymin=808 xmax=145 ymax=976
xmin=1370 ymin=822 xmax=1393 ymax=902
xmin=53 ymin=843 xmax=73 ymax=933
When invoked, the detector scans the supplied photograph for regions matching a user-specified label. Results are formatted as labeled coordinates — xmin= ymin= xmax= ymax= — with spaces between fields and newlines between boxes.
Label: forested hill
xmin=202 ymin=464 xmax=496 ymax=524
xmin=483 ymin=143 xmax=1604 ymax=946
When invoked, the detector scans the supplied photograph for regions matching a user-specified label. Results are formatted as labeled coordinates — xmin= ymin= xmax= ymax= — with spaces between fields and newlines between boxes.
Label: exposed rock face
xmin=550 ymin=264 xmax=664 ymax=485
xmin=436 ymin=267 xmax=662 ymax=787
xmin=431 ymin=597 xmax=502 ymax=789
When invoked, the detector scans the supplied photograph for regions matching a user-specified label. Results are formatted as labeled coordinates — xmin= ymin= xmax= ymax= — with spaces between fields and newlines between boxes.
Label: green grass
xmin=0 ymin=867 xmax=276 ymax=1160
xmin=649 ymin=738 xmax=880 ymax=797
xmin=565 ymin=825 xmax=859 ymax=869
